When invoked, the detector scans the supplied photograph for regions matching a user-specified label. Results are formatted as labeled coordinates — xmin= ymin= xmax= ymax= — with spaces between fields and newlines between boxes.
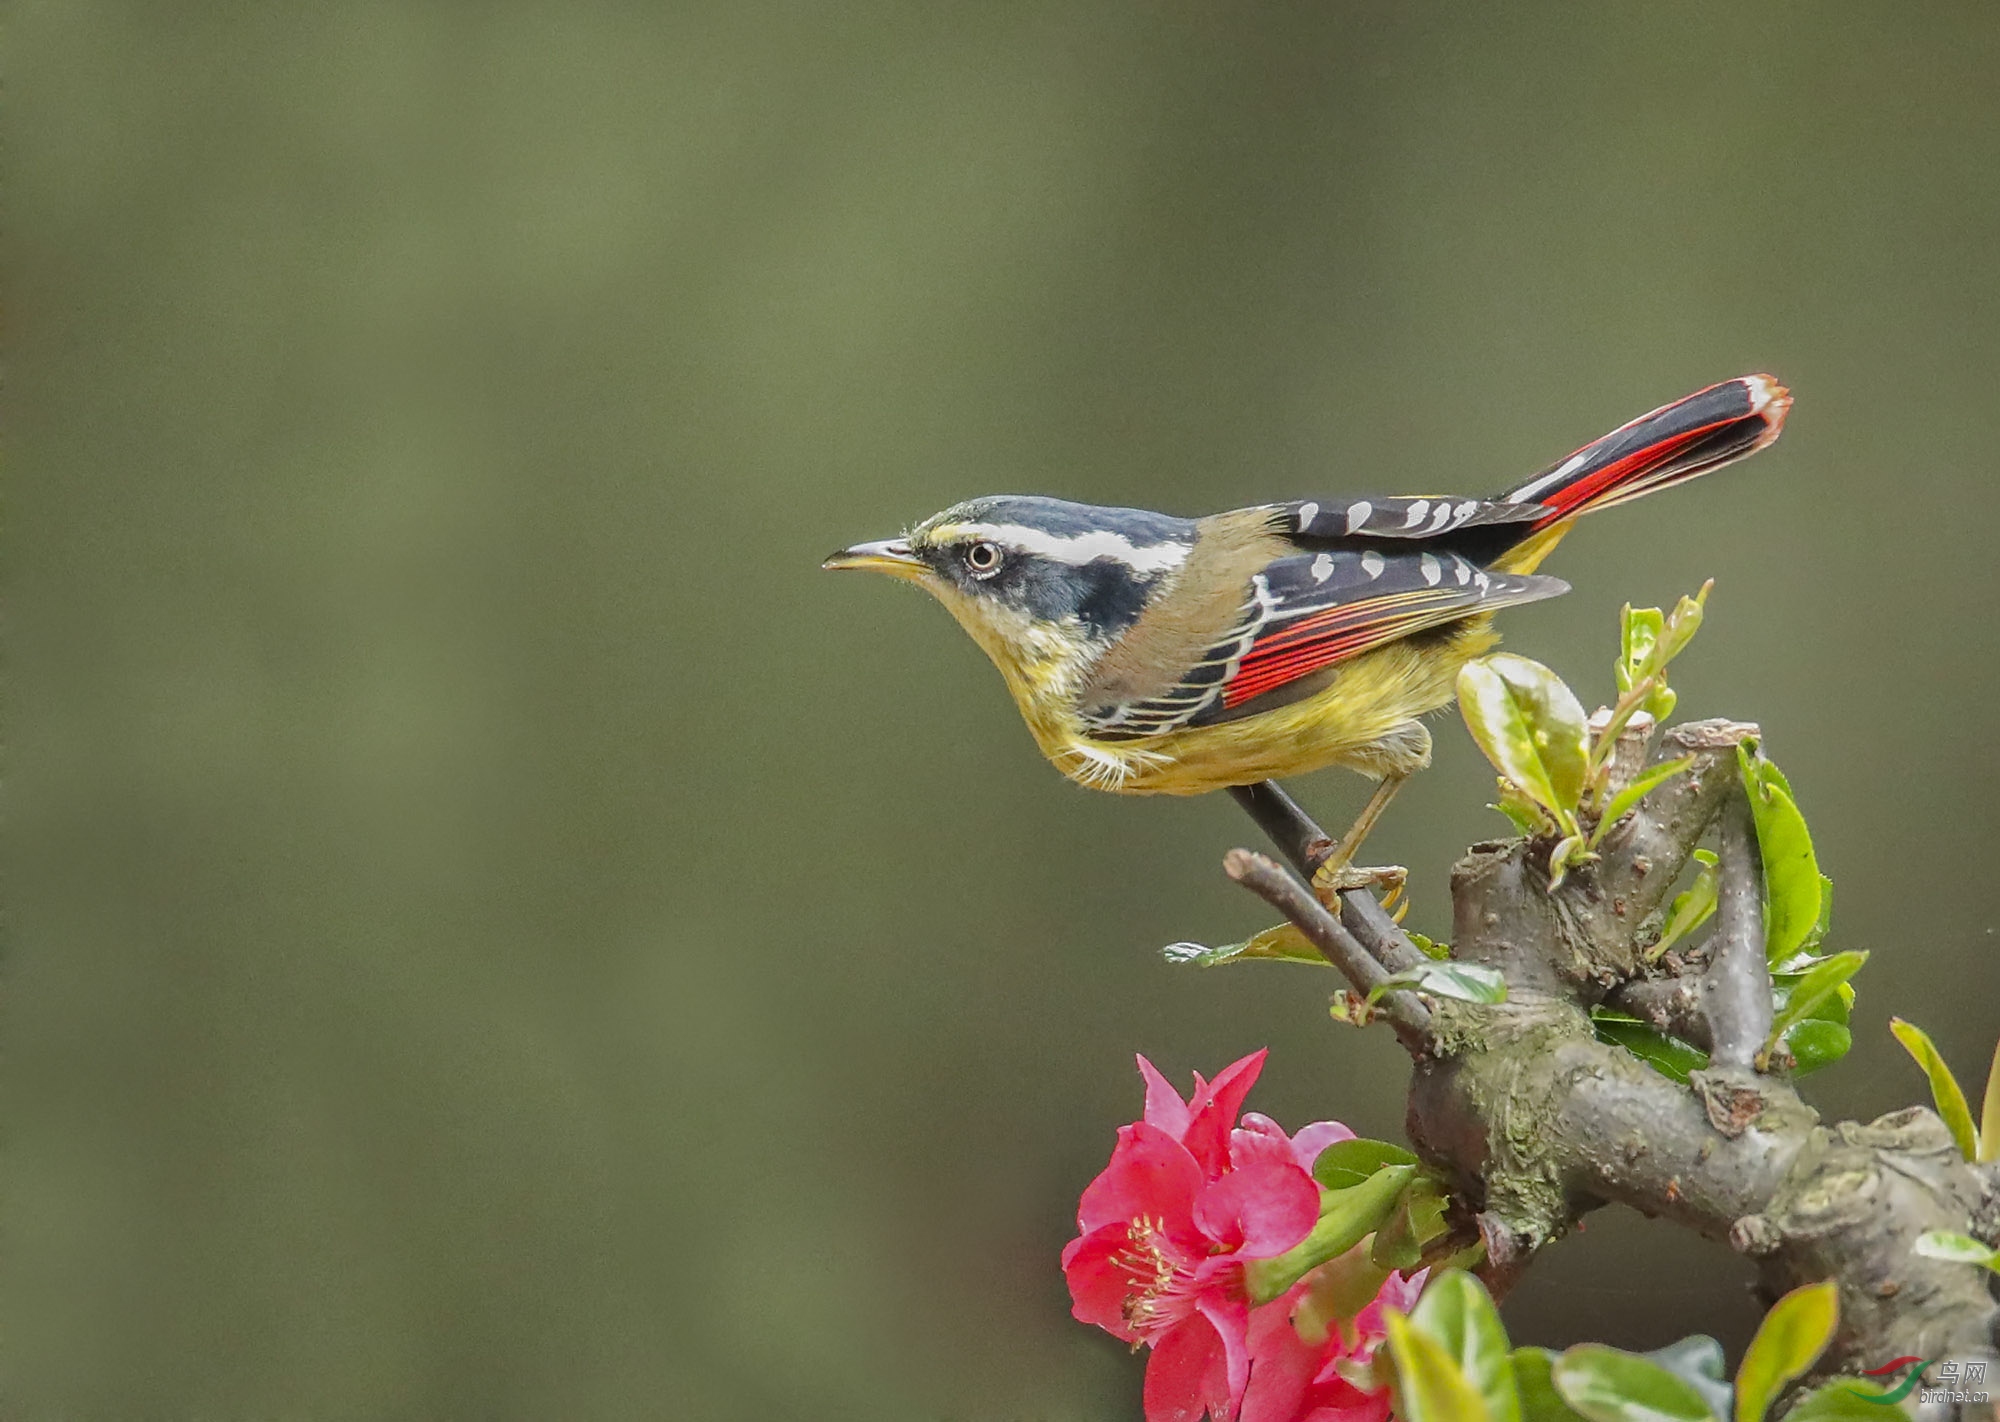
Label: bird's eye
xmin=964 ymin=540 xmax=1003 ymax=576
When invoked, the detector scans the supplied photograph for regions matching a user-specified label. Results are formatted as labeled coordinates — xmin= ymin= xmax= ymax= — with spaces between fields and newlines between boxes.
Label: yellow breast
xmin=1021 ymin=619 xmax=1502 ymax=795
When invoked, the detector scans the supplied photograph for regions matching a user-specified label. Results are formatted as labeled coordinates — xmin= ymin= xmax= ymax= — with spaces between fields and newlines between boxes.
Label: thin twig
xmin=1697 ymin=789 xmax=1771 ymax=1069
xmin=1225 ymin=781 xmax=1423 ymax=971
xmin=1222 ymin=848 xmax=1432 ymax=1049
xmin=1226 ymin=783 xmax=1332 ymax=879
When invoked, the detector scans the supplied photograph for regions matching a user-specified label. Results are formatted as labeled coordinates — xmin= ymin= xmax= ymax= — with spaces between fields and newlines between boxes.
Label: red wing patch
xmin=1081 ymin=550 xmax=1566 ymax=738
xmin=1212 ymin=551 xmax=1567 ymax=715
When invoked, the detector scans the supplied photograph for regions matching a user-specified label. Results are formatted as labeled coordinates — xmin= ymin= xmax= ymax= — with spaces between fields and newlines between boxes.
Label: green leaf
xmin=1733 ymin=1280 xmax=1837 ymax=1422
xmin=1757 ymin=952 xmax=1868 ymax=1070
xmin=1607 ymin=588 xmax=1707 ymax=731
xmin=1782 ymin=1020 xmax=1852 ymax=1076
xmin=1386 ymin=1309 xmax=1493 ymax=1422
xmin=1787 ymin=875 xmax=1835 ymax=961
xmin=1548 ymin=833 xmax=1593 ymax=891
xmin=1492 ymin=788 xmax=1553 ymax=836
xmin=1642 ymin=1337 xmax=1732 ymax=1422
xmin=1618 ymin=606 xmax=1665 ymax=693
xmin=1912 ymin=1229 xmax=2000 ymax=1271
xmin=1291 ymin=1241 xmax=1394 ymax=1347
xmin=1371 ymin=1177 xmax=1451 ymax=1272
xmin=1458 ymin=655 xmax=1590 ymax=833
xmin=1312 ymin=1138 xmax=1419 ymax=1190
xmin=1649 ymin=849 xmax=1719 ymax=961
xmin=1245 ymin=1165 xmax=1416 ymax=1304
xmin=1889 ymin=1018 xmax=1978 ymax=1161
xmin=1657 ymin=585 xmax=1709 ymax=665
xmin=1592 ymin=756 xmax=1695 ymax=849
xmin=1162 ymin=921 xmax=1328 ymax=968
xmin=1737 ymin=746 xmax=1823 ymax=964
xmin=1370 ymin=959 xmax=1508 ymax=1006
xmin=1772 ymin=966 xmax=1853 ymax=1027
xmin=1979 ymin=1039 xmax=2000 ymax=1163
xmin=1408 ymin=931 xmax=1452 ymax=961
xmin=1515 ymin=1348 xmax=1591 ymax=1422
xmin=1553 ymin=1344 xmax=1716 ymax=1422
xmin=1784 ymin=1380 xmax=1906 ymax=1419
xmin=1768 ymin=963 xmax=1854 ymax=1074
xmin=1409 ymin=1272 xmax=1521 ymax=1422
xmin=1591 ymin=1012 xmax=1710 ymax=1085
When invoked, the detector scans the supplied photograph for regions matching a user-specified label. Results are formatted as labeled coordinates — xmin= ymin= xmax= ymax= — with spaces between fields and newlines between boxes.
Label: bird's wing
xmin=1267 ymin=496 xmax=1548 ymax=543
xmin=1077 ymin=547 xmax=1566 ymax=738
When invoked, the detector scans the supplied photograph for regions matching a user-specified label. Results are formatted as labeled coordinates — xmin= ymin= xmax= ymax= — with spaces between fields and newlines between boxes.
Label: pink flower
xmin=1236 ymin=1267 xmax=1425 ymax=1422
xmin=1062 ymin=1051 xmax=1347 ymax=1422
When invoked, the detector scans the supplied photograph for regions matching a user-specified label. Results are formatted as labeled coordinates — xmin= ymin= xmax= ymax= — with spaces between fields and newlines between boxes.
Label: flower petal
xmin=1137 ymin=1055 xmax=1195 ymax=1141
xmin=1144 ymin=1314 xmax=1232 ymax=1422
xmin=1061 ymin=1225 xmax=1144 ymax=1342
xmin=1284 ymin=1120 xmax=1358 ymax=1174
xmin=1229 ymin=1120 xmax=1300 ymax=1175
xmin=1342 ymin=1266 xmax=1427 ymax=1357
xmin=1195 ymin=1155 xmax=1319 ymax=1258
xmin=1198 ymin=1288 xmax=1254 ymax=1410
xmin=1182 ymin=1049 xmax=1267 ymax=1176
xmin=1078 ymin=1122 xmax=1203 ymax=1238
xmin=1298 ymin=1393 xmax=1393 ymax=1422
xmin=1240 ymin=1297 xmax=1323 ymax=1422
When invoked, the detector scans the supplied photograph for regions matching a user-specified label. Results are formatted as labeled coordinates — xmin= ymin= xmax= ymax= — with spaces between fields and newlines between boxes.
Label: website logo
xmin=1847 ymin=1357 xmax=1934 ymax=1404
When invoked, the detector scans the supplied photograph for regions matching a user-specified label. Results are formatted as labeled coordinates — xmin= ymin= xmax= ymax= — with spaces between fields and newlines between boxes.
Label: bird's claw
xmin=1310 ymin=862 xmax=1408 ymax=910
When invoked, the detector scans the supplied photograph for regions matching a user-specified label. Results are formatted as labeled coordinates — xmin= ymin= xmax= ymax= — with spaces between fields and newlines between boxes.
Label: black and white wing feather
xmin=1078 ymin=547 xmax=1564 ymax=738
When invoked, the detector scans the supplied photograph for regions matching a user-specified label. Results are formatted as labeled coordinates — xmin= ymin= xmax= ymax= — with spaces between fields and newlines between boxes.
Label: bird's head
xmin=823 ymin=496 xmax=1197 ymax=707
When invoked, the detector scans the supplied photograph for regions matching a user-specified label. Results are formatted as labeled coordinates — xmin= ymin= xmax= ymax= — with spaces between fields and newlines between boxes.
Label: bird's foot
xmin=1310 ymin=861 xmax=1409 ymax=914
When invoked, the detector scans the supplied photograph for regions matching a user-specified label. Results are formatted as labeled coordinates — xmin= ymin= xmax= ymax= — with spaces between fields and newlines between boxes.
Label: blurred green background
xmin=14 ymin=2 xmax=2000 ymax=1417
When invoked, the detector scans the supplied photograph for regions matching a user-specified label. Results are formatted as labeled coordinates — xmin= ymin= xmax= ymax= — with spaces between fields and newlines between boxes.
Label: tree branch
xmin=1700 ymin=789 xmax=1772 ymax=1070
xmin=1222 ymin=848 xmax=1432 ymax=1050
xmin=1219 ymin=721 xmax=1999 ymax=1407
xmin=1226 ymin=782 xmax=1424 ymax=972
xmin=1607 ymin=974 xmax=1713 ymax=1051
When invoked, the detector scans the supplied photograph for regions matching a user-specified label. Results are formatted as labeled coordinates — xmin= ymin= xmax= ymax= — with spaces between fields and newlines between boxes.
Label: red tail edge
xmin=1505 ymin=375 xmax=1791 ymax=530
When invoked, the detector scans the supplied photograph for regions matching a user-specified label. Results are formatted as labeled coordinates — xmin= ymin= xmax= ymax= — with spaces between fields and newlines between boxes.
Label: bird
xmin=824 ymin=375 xmax=1790 ymax=891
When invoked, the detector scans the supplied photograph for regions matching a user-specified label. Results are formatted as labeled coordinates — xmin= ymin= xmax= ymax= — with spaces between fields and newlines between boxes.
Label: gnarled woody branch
xmin=1227 ymin=720 xmax=2000 ymax=1412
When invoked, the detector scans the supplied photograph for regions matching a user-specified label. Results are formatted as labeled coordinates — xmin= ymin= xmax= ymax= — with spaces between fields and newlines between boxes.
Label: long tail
xmin=1501 ymin=374 xmax=1791 ymax=530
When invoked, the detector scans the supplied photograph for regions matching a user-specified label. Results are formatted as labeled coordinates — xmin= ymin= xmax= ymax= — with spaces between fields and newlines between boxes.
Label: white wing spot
xmin=1310 ymin=552 xmax=1335 ymax=583
xmin=1453 ymin=500 xmax=1478 ymax=525
xmin=1454 ymin=556 xmax=1471 ymax=585
xmin=1420 ymin=553 xmax=1442 ymax=586
xmin=1345 ymin=500 xmax=1372 ymax=533
xmin=1401 ymin=499 xmax=1430 ymax=529
xmin=1361 ymin=550 xmax=1385 ymax=579
xmin=1425 ymin=502 xmax=1453 ymax=532
xmin=1297 ymin=501 xmax=1320 ymax=530
xmin=1474 ymin=571 xmax=1492 ymax=592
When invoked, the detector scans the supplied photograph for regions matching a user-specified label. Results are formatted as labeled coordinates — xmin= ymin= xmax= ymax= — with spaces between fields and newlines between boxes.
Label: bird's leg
xmin=1308 ymin=773 xmax=1410 ymax=909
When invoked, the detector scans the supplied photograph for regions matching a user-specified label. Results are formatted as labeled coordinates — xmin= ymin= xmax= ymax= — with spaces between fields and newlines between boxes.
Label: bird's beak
xmin=822 ymin=538 xmax=927 ymax=579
